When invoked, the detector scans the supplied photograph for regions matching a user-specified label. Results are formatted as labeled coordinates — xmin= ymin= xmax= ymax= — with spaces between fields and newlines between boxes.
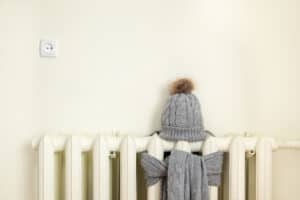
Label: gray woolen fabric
xmin=160 ymin=93 xmax=207 ymax=142
xmin=141 ymin=151 xmax=224 ymax=200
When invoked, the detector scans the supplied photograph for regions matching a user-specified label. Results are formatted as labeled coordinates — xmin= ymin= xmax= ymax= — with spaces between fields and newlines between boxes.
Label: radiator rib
xmin=256 ymin=138 xmax=273 ymax=200
xmin=65 ymin=136 xmax=82 ymax=200
xmin=147 ymin=135 xmax=164 ymax=200
xmin=93 ymin=136 xmax=110 ymax=200
xmin=203 ymin=137 xmax=219 ymax=200
xmin=229 ymin=137 xmax=246 ymax=200
xmin=39 ymin=136 xmax=55 ymax=200
xmin=120 ymin=136 xmax=136 ymax=200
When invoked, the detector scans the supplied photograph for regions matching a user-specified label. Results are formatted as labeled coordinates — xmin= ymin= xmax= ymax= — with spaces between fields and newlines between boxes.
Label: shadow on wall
xmin=149 ymin=83 xmax=169 ymax=133
xmin=24 ymin=143 xmax=38 ymax=200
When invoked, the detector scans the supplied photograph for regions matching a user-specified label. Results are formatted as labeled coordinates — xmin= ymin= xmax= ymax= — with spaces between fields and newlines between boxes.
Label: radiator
xmin=32 ymin=134 xmax=300 ymax=200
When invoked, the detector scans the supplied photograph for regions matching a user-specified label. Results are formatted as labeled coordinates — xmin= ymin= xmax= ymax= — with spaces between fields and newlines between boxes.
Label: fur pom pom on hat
xmin=170 ymin=78 xmax=194 ymax=95
xmin=160 ymin=78 xmax=207 ymax=142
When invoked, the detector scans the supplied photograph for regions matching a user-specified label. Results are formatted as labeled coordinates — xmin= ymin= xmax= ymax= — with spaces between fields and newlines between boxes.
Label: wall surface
xmin=0 ymin=0 xmax=299 ymax=199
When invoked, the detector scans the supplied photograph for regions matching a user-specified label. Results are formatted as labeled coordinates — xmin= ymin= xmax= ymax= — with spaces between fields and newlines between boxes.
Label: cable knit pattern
xmin=160 ymin=93 xmax=207 ymax=142
xmin=141 ymin=151 xmax=224 ymax=200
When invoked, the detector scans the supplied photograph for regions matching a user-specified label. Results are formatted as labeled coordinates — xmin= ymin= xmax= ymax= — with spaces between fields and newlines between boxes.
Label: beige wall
xmin=0 ymin=0 xmax=299 ymax=199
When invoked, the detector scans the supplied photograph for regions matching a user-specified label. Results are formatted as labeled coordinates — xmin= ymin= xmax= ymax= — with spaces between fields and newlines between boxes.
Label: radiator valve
xmin=109 ymin=151 xmax=117 ymax=159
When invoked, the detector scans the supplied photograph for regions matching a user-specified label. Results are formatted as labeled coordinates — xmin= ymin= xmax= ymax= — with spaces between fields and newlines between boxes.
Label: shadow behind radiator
xmin=53 ymin=152 xmax=147 ymax=200
xmin=53 ymin=151 xmax=255 ymax=200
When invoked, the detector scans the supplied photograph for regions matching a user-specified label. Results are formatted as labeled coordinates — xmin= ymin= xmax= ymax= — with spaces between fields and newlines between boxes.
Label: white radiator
xmin=32 ymin=134 xmax=300 ymax=200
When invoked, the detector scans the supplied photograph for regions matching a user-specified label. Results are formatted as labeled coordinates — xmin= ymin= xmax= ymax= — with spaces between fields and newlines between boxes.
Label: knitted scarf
xmin=141 ymin=151 xmax=223 ymax=200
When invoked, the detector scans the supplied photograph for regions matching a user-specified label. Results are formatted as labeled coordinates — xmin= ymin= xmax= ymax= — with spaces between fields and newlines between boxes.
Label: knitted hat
xmin=160 ymin=78 xmax=207 ymax=142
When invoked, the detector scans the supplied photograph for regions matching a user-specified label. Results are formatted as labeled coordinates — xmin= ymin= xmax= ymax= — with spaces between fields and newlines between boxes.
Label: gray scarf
xmin=141 ymin=151 xmax=223 ymax=200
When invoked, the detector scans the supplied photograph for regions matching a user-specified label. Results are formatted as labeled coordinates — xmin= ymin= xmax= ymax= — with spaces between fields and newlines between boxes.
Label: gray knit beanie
xmin=159 ymin=78 xmax=207 ymax=142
